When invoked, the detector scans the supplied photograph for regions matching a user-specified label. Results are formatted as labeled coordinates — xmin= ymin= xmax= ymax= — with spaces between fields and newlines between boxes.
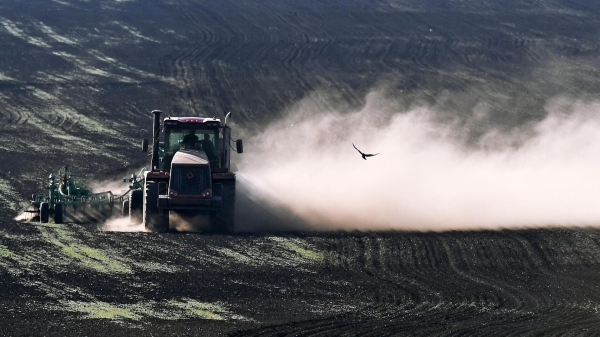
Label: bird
xmin=353 ymin=143 xmax=379 ymax=160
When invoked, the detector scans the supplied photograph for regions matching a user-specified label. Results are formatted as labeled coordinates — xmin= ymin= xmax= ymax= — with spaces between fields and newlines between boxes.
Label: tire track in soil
xmin=514 ymin=231 xmax=600 ymax=315
xmin=160 ymin=2 xmax=238 ymax=115
xmin=233 ymin=231 xmax=600 ymax=336
xmin=0 ymin=94 xmax=29 ymax=126
xmin=155 ymin=0 xmax=595 ymax=131
xmin=159 ymin=1 xmax=383 ymax=122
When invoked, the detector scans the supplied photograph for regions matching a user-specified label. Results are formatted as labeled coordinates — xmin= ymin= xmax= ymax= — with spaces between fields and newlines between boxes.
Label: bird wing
xmin=364 ymin=153 xmax=379 ymax=157
xmin=352 ymin=143 xmax=365 ymax=155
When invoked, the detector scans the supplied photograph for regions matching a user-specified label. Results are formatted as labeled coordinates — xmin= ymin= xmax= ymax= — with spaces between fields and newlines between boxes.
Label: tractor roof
xmin=163 ymin=117 xmax=221 ymax=125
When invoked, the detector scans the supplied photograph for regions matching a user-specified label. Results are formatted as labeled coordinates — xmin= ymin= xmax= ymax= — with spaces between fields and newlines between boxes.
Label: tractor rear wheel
xmin=210 ymin=181 xmax=235 ymax=233
xmin=129 ymin=190 xmax=143 ymax=224
xmin=40 ymin=202 xmax=49 ymax=223
xmin=143 ymin=181 xmax=169 ymax=232
xmin=54 ymin=203 xmax=64 ymax=224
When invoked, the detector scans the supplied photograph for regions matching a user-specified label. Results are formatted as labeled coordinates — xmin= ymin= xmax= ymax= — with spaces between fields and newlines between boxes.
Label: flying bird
xmin=353 ymin=143 xmax=379 ymax=160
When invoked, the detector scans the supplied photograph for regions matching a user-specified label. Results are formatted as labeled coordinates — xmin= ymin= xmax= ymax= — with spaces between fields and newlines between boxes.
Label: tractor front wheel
xmin=143 ymin=181 xmax=169 ymax=232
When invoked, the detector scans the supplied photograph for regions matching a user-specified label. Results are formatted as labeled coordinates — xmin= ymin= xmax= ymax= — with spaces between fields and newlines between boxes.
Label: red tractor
xmin=131 ymin=110 xmax=243 ymax=232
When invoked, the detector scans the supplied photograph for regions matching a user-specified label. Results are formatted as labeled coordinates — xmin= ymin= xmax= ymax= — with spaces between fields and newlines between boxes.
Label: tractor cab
xmin=142 ymin=115 xmax=243 ymax=173
xmin=159 ymin=117 xmax=227 ymax=172
xmin=142 ymin=113 xmax=242 ymax=173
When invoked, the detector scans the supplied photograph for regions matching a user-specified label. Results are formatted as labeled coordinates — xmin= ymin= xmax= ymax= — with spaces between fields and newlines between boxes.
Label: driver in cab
xmin=181 ymin=130 xmax=198 ymax=149
xmin=200 ymin=134 xmax=215 ymax=158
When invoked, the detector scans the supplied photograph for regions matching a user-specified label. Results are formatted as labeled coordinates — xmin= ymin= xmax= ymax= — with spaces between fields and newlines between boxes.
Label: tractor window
xmin=163 ymin=128 xmax=221 ymax=169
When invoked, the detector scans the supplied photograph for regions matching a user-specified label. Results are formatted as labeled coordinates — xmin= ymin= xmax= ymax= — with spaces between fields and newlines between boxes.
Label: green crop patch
xmin=0 ymin=243 xmax=15 ymax=259
xmin=62 ymin=300 xmax=142 ymax=320
xmin=39 ymin=227 xmax=132 ymax=274
xmin=214 ymin=247 xmax=254 ymax=265
xmin=59 ymin=299 xmax=247 ymax=322
xmin=167 ymin=300 xmax=225 ymax=320
xmin=270 ymin=237 xmax=324 ymax=261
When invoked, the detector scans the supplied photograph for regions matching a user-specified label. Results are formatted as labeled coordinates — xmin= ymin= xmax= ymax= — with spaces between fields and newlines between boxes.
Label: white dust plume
xmin=14 ymin=212 xmax=34 ymax=221
xmin=237 ymin=92 xmax=600 ymax=231
xmin=103 ymin=217 xmax=146 ymax=232
xmin=168 ymin=212 xmax=211 ymax=232
xmin=91 ymin=167 xmax=145 ymax=231
xmin=89 ymin=166 xmax=147 ymax=195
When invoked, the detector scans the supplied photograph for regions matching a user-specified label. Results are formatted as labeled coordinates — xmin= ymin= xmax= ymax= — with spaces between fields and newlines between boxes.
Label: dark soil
xmin=2 ymin=216 xmax=600 ymax=335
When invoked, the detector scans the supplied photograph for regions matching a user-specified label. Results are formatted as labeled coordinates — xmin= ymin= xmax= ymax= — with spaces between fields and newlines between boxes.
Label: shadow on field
xmin=235 ymin=176 xmax=312 ymax=233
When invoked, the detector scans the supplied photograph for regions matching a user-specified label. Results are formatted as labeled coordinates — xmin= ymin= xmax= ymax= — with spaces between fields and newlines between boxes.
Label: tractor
xmin=126 ymin=110 xmax=243 ymax=232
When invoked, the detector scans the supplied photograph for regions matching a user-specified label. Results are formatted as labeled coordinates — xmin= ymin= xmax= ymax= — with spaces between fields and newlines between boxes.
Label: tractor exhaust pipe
xmin=151 ymin=110 xmax=162 ymax=171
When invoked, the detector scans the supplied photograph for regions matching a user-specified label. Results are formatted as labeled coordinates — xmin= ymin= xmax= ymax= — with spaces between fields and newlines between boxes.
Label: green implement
xmin=25 ymin=165 xmax=144 ymax=224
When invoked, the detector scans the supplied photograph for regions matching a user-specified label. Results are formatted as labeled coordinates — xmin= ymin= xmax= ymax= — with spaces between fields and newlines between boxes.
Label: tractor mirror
xmin=236 ymin=139 xmax=243 ymax=153
xmin=142 ymin=138 xmax=148 ymax=152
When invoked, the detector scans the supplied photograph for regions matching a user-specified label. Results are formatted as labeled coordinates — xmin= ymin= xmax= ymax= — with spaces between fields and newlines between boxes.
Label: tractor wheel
xmin=210 ymin=181 xmax=236 ymax=233
xmin=54 ymin=203 xmax=64 ymax=224
xmin=40 ymin=202 xmax=49 ymax=223
xmin=129 ymin=190 xmax=143 ymax=224
xmin=143 ymin=181 xmax=169 ymax=232
xmin=122 ymin=200 xmax=130 ymax=217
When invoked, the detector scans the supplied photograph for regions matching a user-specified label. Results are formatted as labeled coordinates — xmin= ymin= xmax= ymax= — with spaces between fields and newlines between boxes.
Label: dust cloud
xmin=91 ymin=168 xmax=144 ymax=231
xmin=14 ymin=212 xmax=34 ymax=221
xmin=89 ymin=166 xmax=147 ymax=196
xmin=168 ymin=211 xmax=211 ymax=232
xmin=89 ymin=181 xmax=130 ymax=196
xmin=237 ymin=91 xmax=600 ymax=231
xmin=103 ymin=217 xmax=146 ymax=232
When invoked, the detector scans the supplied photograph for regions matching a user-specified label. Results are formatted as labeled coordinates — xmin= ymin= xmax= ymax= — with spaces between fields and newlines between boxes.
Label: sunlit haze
xmin=238 ymin=91 xmax=600 ymax=231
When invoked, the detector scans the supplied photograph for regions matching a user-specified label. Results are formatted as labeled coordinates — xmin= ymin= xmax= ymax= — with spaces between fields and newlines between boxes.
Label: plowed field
xmin=2 ymin=0 xmax=600 ymax=335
